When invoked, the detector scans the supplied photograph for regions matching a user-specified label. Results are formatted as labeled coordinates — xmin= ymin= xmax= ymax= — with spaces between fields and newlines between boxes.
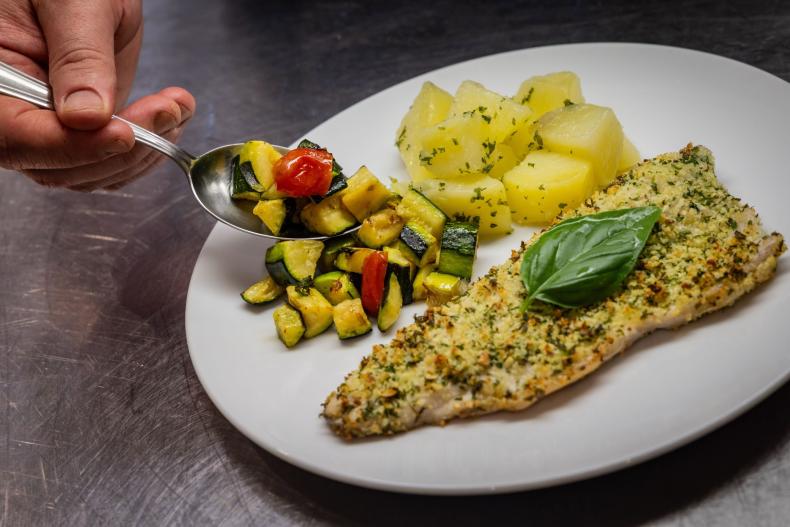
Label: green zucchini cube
xmin=395 ymin=188 xmax=447 ymax=239
xmin=273 ymin=304 xmax=305 ymax=348
xmin=377 ymin=272 xmax=403 ymax=332
xmin=334 ymin=247 xmax=377 ymax=274
xmin=340 ymin=166 xmax=393 ymax=222
xmin=241 ymin=276 xmax=283 ymax=305
xmin=333 ymin=298 xmax=372 ymax=339
xmin=437 ymin=221 xmax=479 ymax=279
xmin=357 ymin=208 xmax=405 ymax=248
xmin=397 ymin=221 xmax=438 ymax=267
xmin=230 ymin=154 xmax=262 ymax=201
xmin=314 ymin=271 xmax=360 ymax=305
xmin=265 ymin=240 xmax=324 ymax=286
xmin=286 ymin=286 xmax=334 ymax=338
xmin=424 ymin=272 xmax=468 ymax=306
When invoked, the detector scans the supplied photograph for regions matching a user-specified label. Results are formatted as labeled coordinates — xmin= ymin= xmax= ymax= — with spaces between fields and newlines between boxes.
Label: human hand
xmin=0 ymin=0 xmax=196 ymax=190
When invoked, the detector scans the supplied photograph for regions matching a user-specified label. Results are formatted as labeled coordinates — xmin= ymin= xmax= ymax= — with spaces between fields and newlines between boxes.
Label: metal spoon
xmin=0 ymin=61 xmax=357 ymax=240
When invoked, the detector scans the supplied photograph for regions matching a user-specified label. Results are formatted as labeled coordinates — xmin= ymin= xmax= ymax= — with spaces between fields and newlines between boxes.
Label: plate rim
xmin=185 ymin=41 xmax=790 ymax=495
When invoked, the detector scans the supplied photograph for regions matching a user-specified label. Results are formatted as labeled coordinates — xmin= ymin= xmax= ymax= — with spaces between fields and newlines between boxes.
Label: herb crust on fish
xmin=323 ymin=145 xmax=786 ymax=439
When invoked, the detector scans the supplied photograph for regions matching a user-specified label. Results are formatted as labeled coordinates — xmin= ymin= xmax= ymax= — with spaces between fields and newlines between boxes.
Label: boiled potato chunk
xmin=503 ymin=151 xmax=594 ymax=225
xmin=618 ymin=135 xmax=641 ymax=172
xmin=396 ymin=82 xmax=454 ymax=181
xmin=419 ymin=81 xmax=531 ymax=179
xmin=418 ymin=114 xmax=489 ymax=178
xmin=487 ymin=143 xmax=518 ymax=180
xmin=514 ymin=71 xmax=585 ymax=119
xmin=504 ymin=122 xmax=537 ymax=159
xmin=449 ymin=81 xmax=532 ymax=142
xmin=414 ymin=176 xmax=511 ymax=237
xmin=536 ymin=103 xmax=624 ymax=187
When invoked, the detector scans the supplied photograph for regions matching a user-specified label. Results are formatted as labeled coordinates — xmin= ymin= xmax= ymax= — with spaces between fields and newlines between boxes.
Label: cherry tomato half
xmin=361 ymin=251 xmax=388 ymax=315
xmin=273 ymin=148 xmax=333 ymax=197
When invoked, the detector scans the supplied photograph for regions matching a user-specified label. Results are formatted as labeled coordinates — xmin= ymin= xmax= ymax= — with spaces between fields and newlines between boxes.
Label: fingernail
xmin=105 ymin=139 xmax=132 ymax=155
xmin=63 ymin=89 xmax=105 ymax=114
xmin=154 ymin=110 xmax=179 ymax=133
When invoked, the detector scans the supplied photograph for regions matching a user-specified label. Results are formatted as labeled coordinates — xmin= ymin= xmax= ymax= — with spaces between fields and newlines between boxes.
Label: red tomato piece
xmin=361 ymin=251 xmax=388 ymax=314
xmin=273 ymin=148 xmax=333 ymax=197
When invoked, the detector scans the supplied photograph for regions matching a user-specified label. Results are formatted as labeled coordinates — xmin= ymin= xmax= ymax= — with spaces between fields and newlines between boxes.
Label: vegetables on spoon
xmin=273 ymin=147 xmax=334 ymax=197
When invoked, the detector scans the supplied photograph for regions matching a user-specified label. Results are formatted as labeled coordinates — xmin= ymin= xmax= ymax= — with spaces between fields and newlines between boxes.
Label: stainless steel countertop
xmin=1 ymin=1 xmax=788 ymax=525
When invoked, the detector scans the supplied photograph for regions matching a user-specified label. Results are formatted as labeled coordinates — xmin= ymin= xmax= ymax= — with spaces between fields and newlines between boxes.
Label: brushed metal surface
xmin=1 ymin=0 xmax=788 ymax=525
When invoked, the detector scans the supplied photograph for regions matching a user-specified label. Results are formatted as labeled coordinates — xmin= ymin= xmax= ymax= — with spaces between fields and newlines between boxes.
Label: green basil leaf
xmin=521 ymin=206 xmax=661 ymax=310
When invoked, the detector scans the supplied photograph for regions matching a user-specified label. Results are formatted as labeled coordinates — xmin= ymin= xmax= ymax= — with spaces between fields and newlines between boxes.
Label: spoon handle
xmin=0 ymin=61 xmax=194 ymax=173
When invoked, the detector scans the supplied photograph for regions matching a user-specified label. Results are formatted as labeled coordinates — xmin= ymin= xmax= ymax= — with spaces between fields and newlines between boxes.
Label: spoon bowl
xmin=188 ymin=143 xmax=339 ymax=240
xmin=0 ymin=61 xmax=358 ymax=241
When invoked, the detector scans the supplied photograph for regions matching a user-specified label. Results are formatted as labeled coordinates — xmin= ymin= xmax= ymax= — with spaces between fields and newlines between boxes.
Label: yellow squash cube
xmin=514 ymin=71 xmax=585 ymax=119
xmin=395 ymin=82 xmax=454 ymax=181
xmin=536 ymin=103 xmax=624 ymax=187
xmin=340 ymin=166 xmax=392 ymax=221
xmin=503 ymin=150 xmax=594 ymax=225
xmin=239 ymin=140 xmax=283 ymax=195
xmin=414 ymin=176 xmax=511 ymax=237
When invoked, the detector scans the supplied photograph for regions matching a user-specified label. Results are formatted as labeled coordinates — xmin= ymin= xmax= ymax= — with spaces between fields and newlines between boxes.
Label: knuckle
xmin=49 ymin=40 xmax=111 ymax=74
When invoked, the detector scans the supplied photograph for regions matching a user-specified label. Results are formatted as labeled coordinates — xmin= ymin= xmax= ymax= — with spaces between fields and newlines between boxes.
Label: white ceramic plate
xmin=185 ymin=43 xmax=790 ymax=494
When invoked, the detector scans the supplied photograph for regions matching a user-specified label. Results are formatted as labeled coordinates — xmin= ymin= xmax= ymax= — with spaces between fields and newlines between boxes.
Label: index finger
xmin=0 ymin=97 xmax=133 ymax=170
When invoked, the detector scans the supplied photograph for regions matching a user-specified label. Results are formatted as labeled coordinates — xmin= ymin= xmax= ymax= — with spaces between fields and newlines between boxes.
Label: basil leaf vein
xmin=520 ymin=206 xmax=662 ymax=310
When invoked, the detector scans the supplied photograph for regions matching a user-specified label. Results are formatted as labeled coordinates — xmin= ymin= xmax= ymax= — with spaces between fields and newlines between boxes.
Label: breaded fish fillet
xmin=323 ymin=145 xmax=785 ymax=439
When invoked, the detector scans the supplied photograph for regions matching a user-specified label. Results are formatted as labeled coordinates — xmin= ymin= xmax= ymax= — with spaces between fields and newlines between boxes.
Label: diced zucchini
xmin=357 ymin=208 xmax=405 ymax=248
xmin=319 ymin=234 xmax=357 ymax=273
xmin=286 ymin=286 xmax=334 ymax=338
xmin=260 ymin=182 xmax=286 ymax=200
xmin=300 ymin=193 xmax=357 ymax=236
xmin=239 ymin=140 xmax=283 ymax=195
xmin=424 ymin=272 xmax=468 ymax=306
xmin=230 ymin=155 xmax=261 ymax=200
xmin=412 ymin=264 xmax=436 ymax=301
xmin=377 ymin=272 xmax=402 ymax=332
xmin=383 ymin=247 xmax=415 ymax=305
xmin=310 ymin=176 xmax=348 ymax=202
xmin=437 ymin=221 xmax=479 ymax=279
xmin=333 ymin=298 xmax=372 ymax=339
xmin=383 ymin=194 xmax=402 ymax=211
xmin=288 ymin=197 xmax=310 ymax=226
xmin=334 ymin=247 xmax=377 ymax=274
xmin=273 ymin=304 xmax=305 ymax=348
xmin=241 ymin=276 xmax=283 ymax=305
xmin=265 ymin=240 xmax=324 ymax=286
xmin=395 ymin=188 xmax=447 ymax=239
xmin=313 ymin=271 xmax=360 ymax=305
xmin=324 ymin=174 xmax=348 ymax=197
xmin=252 ymin=199 xmax=288 ymax=236
xmin=397 ymin=221 xmax=438 ymax=267
xmin=340 ymin=166 xmax=393 ymax=222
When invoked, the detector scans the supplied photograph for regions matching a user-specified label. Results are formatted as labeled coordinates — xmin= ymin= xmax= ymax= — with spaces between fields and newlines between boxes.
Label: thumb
xmin=35 ymin=0 xmax=119 ymax=131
